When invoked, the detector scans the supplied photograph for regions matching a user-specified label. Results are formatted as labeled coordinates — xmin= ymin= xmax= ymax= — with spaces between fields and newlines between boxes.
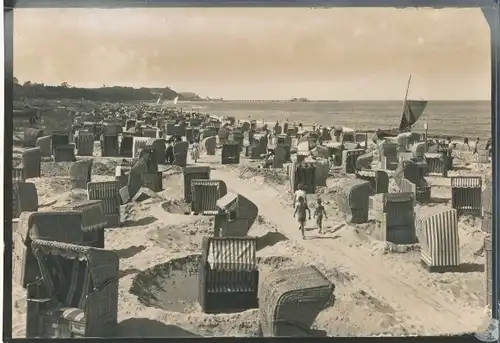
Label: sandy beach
xmin=11 ymin=110 xmax=492 ymax=337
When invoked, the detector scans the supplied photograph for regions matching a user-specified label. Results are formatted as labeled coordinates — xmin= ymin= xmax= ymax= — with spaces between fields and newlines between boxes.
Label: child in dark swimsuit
xmin=314 ymin=198 xmax=328 ymax=234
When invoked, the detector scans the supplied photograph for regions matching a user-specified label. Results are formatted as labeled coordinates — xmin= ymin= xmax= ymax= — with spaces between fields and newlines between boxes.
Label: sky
xmin=13 ymin=8 xmax=491 ymax=100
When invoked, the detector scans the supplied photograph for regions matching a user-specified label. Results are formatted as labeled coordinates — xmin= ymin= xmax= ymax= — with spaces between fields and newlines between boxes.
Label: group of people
xmin=292 ymin=183 xmax=327 ymax=239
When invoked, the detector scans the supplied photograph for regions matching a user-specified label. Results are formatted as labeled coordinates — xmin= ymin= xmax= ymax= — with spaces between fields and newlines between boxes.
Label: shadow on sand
xmin=113 ymin=245 xmax=146 ymax=259
xmin=116 ymin=318 xmax=202 ymax=338
xmin=257 ymin=231 xmax=288 ymax=251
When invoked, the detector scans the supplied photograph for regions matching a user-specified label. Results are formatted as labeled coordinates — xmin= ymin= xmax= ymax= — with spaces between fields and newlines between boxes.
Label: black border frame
xmin=3 ymin=1 xmax=499 ymax=342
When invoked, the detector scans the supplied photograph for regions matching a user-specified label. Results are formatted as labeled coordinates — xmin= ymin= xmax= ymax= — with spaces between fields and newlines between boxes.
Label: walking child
xmin=293 ymin=196 xmax=310 ymax=239
xmin=314 ymin=198 xmax=328 ymax=234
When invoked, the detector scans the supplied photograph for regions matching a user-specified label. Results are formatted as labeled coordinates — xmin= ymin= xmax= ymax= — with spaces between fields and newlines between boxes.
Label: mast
xmin=400 ymin=74 xmax=412 ymax=131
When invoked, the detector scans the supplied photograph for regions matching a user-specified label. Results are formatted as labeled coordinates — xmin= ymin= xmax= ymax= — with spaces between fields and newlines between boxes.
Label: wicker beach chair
xmin=394 ymin=160 xmax=431 ymax=203
xmin=378 ymin=142 xmax=398 ymax=170
xmin=203 ymin=136 xmax=217 ymax=155
xmin=198 ymin=237 xmax=259 ymax=313
xmin=51 ymin=130 xmax=70 ymax=155
xmin=100 ymin=134 xmax=120 ymax=157
xmin=76 ymin=131 xmax=94 ymax=156
xmin=342 ymin=149 xmax=365 ymax=174
xmin=21 ymin=147 xmax=41 ymax=179
xmin=12 ymin=182 xmax=38 ymax=219
xmin=173 ymin=141 xmax=189 ymax=167
xmin=138 ymin=147 xmax=159 ymax=173
xmin=132 ymin=137 xmax=149 ymax=158
xmin=145 ymin=138 xmax=166 ymax=165
xmin=53 ymin=200 xmax=107 ymax=248
xmin=355 ymin=169 xmax=389 ymax=194
xmin=337 ymin=179 xmax=372 ymax=224
xmin=221 ymin=141 xmax=241 ymax=165
xmin=119 ymin=134 xmax=133 ymax=157
xmin=14 ymin=211 xmax=84 ymax=288
xmin=415 ymin=207 xmax=460 ymax=272
xmin=191 ymin=179 xmax=227 ymax=214
xmin=425 ymin=152 xmax=450 ymax=177
xmin=259 ymin=266 xmax=334 ymax=337
xmin=182 ymin=165 xmax=210 ymax=202
xmin=373 ymin=192 xmax=416 ymax=244
xmin=54 ymin=145 xmax=76 ymax=162
xmin=26 ymin=239 xmax=119 ymax=338
xmin=24 ymin=128 xmax=45 ymax=148
xmin=69 ymin=160 xmax=93 ymax=190
xmin=35 ymin=135 xmax=52 ymax=157
xmin=214 ymin=192 xmax=250 ymax=237
xmin=451 ymin=176 xmax=482 ymax=217
xmin=87 ymin=181 xmax=121 ymax=228
xmin=289 ymin=162 xmax=316 ymax=194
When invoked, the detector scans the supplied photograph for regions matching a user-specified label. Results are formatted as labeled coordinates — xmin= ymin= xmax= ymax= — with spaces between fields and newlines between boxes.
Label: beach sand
xmin=10 ymin=129 xmax=491 ymax=337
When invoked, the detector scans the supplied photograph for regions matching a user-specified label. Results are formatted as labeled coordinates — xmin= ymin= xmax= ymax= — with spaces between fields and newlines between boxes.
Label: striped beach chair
xmin=198 ymin=237 xmax=259 ymax=313
xmin=77 ymin=131 xmax=94 ymax=156
xmin=221 ymin=141 xmax=241 ymax=165
xmin=355 ymin=169 xmax=389 ymax=194
xmin=87 ymin=181 xmax=121 ymax=228
xmin=191 ymin=179 xmax=227 ymax=214
xmin=415 ymin=208 xmax=460 ymax=272
xmin=377 ymin=192 xmax=416 ymax=244
xmin=451 ymin=176 xmax=482 ymax=217
xmin=69 ymin=159 xmax=93 ymax=190
xmin=182 ymin=165 xmax=211 ymax=202
xmin=26 ymin=239 xmax=119 ymax=338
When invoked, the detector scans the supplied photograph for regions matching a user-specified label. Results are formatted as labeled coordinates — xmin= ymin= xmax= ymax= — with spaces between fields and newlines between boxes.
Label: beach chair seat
xmin=221 ymin=141 xmax=240 ymax=165
xmin=54 ymin=145 xmax=76 ymax=162
xmin=355 ymin=169 xmax=389 ymax=194
xmin=87 ymin=181 xmax=121 ymax=228
xmin=289 ymin=162 xmax=316 ymax=194
xmin=374 ymin=192 xmax=416 ymax=244
xmin=182 ymin=165 xmax=210 ymax=202
xmin=451 ymin=176 xmax=482 ymax=217
xmin=145 ymin=138 xmax=166 ymax=164
xmin=119 ymin=134 xmax=133 ymax=157
xmin=198 ymin=237 xmax=259 ymax=313
xmin=69 ymin=160 xmax=93 ymax=190
xmin=21 ymin=147 xmax=41 ymax=179
xmin=259 ymin=266 xmax=334 ymax=337
xmin=100 ymin=134 xmax=119 ymax=157
xmin=191 ymin=179 xmax=227 ymax=214
xmin=342 ymin=148 xmax=365 ymax=174
xmin=203 ymin=136 xmax=217 ymax=155
xmin=13 ymin=182 xmax=39 ymax=219
xmin=26 ymin=240 xmax=119 ymax=338
xmin=425 ymin=152 xmax=450 ymax=177
xmin=76 ymin=131 xmax=94 ymax=157
xmin=173 ymin=141 xmax=189 ymax=167
xmin=51 ymin=130 xmax=70 ymax=155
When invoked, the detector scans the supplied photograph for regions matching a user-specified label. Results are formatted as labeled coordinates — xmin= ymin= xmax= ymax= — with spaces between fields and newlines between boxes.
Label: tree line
xmin=13 ymin=78 xmax=181 ymax=102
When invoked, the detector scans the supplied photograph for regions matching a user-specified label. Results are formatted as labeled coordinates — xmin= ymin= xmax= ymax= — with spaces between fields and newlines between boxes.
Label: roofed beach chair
xmin=415 ymin=207 xmax=460 ymax=273
xmin=198 ymin=237 xmax=259 ymax=313
xmin=26 ymin=239 xmax=119 ymax=338
xmin=191 ymin=179 xmax=227 ymax=214
xmin=451 ymin=176 xmax=482 ymax=217
xmin=259 ymin=266 xmax=334 ymax=337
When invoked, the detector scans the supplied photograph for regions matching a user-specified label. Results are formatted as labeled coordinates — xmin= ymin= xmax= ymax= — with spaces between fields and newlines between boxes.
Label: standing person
xmin=293 ymin=196 xmax=311 ymax=239
xmin=314 ymin=198 xmax=328 ymax=234
xmin=165 ymin=139 xmax=174 ymax=164
xmin=463 ymin=137 xmax=470 ymax=151
xmin=472 ymin=137 xmax=480 ymax=154
xmin=293 ymin=183 xmax=308 ymax=209
xmin=191 ymin=139 xmax=200 ymax=163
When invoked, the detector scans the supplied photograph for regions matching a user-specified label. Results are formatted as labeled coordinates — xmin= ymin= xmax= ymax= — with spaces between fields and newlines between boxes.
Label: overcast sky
xmin=13 ymin=8 xmax=490 ymax=100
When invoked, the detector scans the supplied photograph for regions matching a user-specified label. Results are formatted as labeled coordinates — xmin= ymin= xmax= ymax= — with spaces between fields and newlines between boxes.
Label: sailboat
xmin=378 ymin=75 xmax=428 ymax=138
xmin=173 ymin=96 xmax=179 ymax=105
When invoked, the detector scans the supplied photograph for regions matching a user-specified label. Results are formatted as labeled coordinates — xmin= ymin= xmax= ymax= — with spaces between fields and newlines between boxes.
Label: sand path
xmin=211 ymin=167 xmax=484 ymax=335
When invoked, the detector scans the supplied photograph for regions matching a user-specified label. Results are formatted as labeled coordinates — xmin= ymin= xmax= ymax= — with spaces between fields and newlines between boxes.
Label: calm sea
xmin=176 ymin=100 xmax=491 ymax=138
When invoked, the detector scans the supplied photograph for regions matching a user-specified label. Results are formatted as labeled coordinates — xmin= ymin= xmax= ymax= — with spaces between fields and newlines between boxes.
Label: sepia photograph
xmin=10 ymin=6 xmax=494 ymax=338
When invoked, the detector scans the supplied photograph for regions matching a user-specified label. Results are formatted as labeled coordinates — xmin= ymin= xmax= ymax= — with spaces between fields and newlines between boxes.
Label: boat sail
xmin=378 ymin=75 xmax=427 ymax=138
xmin=398 ymin=75 xmax=428 ymax=132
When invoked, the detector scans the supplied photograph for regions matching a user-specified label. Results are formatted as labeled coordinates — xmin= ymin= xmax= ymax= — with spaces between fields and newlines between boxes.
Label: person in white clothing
xmin=293 ymin=183 xmax=308 ymax=209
